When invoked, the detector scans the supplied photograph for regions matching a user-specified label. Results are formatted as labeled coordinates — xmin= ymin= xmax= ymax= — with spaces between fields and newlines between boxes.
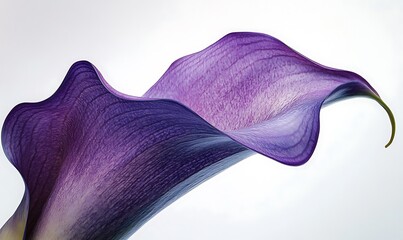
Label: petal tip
xmin=381 ymin=102 xmax=395 ymax=148
xmin=372 ymin=95 xmax=395 ymax=148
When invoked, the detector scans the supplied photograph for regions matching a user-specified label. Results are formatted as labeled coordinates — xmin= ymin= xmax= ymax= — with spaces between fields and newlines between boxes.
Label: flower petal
xmin=0 ymin=32 xmax=394 ymax=239
xmin=1 ymin=62 xmax=252 ymax=239
xmin=145 ymin=32 xmax=394 ymax=164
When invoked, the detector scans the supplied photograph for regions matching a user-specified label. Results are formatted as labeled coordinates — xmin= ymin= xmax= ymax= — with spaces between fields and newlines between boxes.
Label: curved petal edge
xmin=0 ymin=32 xmax=395 ymax=240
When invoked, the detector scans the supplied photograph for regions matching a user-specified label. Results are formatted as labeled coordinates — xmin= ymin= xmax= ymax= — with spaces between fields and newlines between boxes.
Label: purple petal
xmin=0 ymin=32 xmax=394 ymax=239
xmin=145 ymin=32 xmax=394 ymax=164
xmin=1 ymin=62 xmax=251 ymax=239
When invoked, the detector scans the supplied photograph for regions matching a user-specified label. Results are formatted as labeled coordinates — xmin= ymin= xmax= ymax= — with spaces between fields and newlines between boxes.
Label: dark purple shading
xmin=1 ymin=62 xmax=252 ymax=239
xmin=0 ymin=32 xmax=394 ymax=239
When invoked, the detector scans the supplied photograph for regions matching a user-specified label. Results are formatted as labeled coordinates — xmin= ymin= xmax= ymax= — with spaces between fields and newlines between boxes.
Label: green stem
xmin=371 ymin=95 xmax=395 ymax=148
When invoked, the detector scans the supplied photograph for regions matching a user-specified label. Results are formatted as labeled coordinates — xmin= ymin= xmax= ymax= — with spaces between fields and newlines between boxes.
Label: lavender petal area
xmin=145 ymin=32 xmax=394 ymax=164
xmin=0 ymin=33 xmax=394 ymax=239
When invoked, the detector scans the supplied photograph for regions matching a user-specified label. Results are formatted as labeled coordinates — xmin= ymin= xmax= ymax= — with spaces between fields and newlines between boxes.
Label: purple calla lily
xmin=0 ymin=32 xmax=394 ymax=240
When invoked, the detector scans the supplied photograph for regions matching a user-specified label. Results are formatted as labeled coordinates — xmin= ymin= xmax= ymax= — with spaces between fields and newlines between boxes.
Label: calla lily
xmin=0 ymin=32 xmax=394 ymax=240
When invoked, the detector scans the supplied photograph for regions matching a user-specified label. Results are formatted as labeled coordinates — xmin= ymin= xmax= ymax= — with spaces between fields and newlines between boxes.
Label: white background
xmin=0 ymin=0 xmax=402 ymax=239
